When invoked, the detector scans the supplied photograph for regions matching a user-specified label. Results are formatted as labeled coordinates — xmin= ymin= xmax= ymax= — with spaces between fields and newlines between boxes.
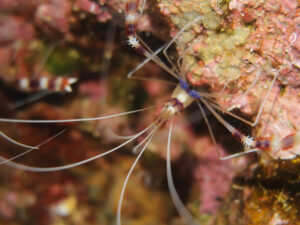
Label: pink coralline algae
xmin=192 ymin=136 xmax=246 ymax=214
xmin=0 ymin=0 xmax=116 ymax=93
xmin=35 ymin=0 xmax=72 ymax=34
xmin=157 ymin=0 xmax=300 ymax=160
xmin=0 ymin=0 xmax=300 ymax=225
xmin=0 ymin=0 xmax=38 ymax=13
xmin=0 ymin=16 xmax=37 ymax=83
xmin=74 ymin=0 xmax=124 ymax=22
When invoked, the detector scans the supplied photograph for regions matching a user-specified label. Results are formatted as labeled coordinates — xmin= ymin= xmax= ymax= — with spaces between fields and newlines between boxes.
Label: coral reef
xmin=157 ymin=0 xmax=300 ymax=159
xmin=0 ymin=0 xmax=299 ymax=225
xmin=0 ymin=0 xmax=181 ymax=224
xmin=214 ymin=157 xmax=300 ymax=225
xmin=155 ymin=0 xmax=300 ymax=224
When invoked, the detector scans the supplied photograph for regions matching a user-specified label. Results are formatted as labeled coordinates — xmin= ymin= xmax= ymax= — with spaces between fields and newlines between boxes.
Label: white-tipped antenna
xmin=226 ymin=69 xmax=278 ymax=127
xmin=195 ymin=99 xmax=221 ymax=159
xmin=220 ymin=148 xmax=259 ymax=160
xmin=0 ymin=129 xmax=66 ymax=165
xmin=99 ymin=22 xmax=117 ymax=106
xmin=127 ymin=44 xmax=167 ymax=78
xmin=117 ymin=124 xmax=159 ymax=225
xmin=0 ymin=106 xmax=154 ymax=124
xmin=0 ymin=121 xmax=156 ymax=172
xmin=163 ymin=16 xmax=203 ymax=80
xmin=132 ymin=127 xmax=156 ymax=153
xmin=10 ymin=91 xmax=51 ymax=109
xmin=166 ymin=119 xmax=200 ymax=225
xmin=0 ymin=131 xmax=38 ymax=149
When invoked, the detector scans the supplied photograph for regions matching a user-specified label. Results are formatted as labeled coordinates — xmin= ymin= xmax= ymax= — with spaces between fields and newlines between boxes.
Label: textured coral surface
xmin=158 ymin=0 xmax=300 ymax=160
xmin=0 ymin=0 xmax=299 ymax=225
xmin=155 ymin=0 xmax=300 ymax=224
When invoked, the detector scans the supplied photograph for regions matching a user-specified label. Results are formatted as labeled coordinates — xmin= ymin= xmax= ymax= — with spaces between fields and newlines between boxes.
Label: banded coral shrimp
xmin=126 ymin=0 xmax=300 ymax=152
xmin=125 ymin=0 xmax=300 ymax=223
xmin=0 ymin=1 xmax=145 ymax=223
xmin=0 ymin=0 xmax=300 ymax=224
xmin=154 ymin=0 xmax=300 ymax=161
xmin=0 ymin=2 xmax=186 ymax=225
xmin=0 ymin=14 xmax=77 ymax=150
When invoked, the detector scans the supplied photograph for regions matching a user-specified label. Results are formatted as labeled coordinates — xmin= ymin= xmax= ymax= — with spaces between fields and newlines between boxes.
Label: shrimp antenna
xmin=0 ymin=130 xmax=38 ymax=149
xmin=0 ymin=121 xmax=157 ymax=172
xmin=127 ymin=43 xmax=167 ymax=77
xmin=0 ymin=129 xmax=67 ymax=165
xmin=99 ymin=21 xmax=117 ymax=106
xmin=11 ymin=91 xmax=51 ymax=109
xmin=117 ymin=122 xmax=160 ymax=225
xmin=0 ymin=106 xmax=154 ymax=124
xmin=220 ymin=148 xmax=259 ymax=160
xmin=166 ymin=119 xmax=200 ymax=225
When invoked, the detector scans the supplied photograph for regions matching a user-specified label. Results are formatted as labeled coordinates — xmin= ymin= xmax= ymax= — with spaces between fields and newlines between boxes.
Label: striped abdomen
xmin=14 ymin=77 xmax=77 ymax=92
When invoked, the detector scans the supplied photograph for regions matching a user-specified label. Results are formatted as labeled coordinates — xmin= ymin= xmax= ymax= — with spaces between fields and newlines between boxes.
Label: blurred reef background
xmin=0 ymin=0 xmax=299 ymax=225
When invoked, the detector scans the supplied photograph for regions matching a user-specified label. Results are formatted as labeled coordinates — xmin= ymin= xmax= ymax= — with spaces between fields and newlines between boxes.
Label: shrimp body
xmin=0 ymin=1 xmax=299 ymax=224
xmin=14 ymin=76 xmax=77 ymax=92
xmin=157 ymin=82 xmax=194 ymax=124
xmin=253 ymin=133 xmax=300 ymax=159
xmin=123 ymin=0 xmax=300 ymax=160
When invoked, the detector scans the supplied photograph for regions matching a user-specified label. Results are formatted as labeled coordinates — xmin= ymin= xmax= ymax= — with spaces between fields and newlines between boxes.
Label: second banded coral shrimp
xmin=0 ymin=19 xmax=77 ymax=151
xmin=0 ymin=40 xmax=78 ymax=157
xmin=0 ymin=6 xmax=250 ymax=225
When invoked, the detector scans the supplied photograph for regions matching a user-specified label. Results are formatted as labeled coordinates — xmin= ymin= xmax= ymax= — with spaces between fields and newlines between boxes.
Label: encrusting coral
xmin=154 ymin=0 xmax=300 ymax=223
xmin=0 ymin=0 xmax=299 ymax=224
xmin=157 ymin=0 xmax=300 ymax=160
